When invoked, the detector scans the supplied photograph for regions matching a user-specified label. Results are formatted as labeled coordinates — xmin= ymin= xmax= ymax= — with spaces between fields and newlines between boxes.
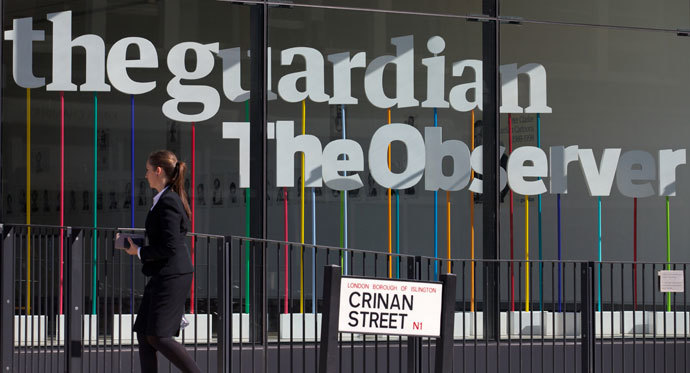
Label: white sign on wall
xmin=338 ymin=277 xmax=443 ymax=337
xmin=659 ymin=270 xmax=685 ymax=293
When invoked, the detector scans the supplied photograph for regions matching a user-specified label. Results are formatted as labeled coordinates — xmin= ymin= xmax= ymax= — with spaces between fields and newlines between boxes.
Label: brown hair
xmin=147 ymin=150 xmax=192 ymax=218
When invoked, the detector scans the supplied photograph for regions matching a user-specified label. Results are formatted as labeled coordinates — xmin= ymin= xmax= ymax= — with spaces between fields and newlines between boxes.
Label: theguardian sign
xmin=4 ymin=10 xmax=550 ymax=120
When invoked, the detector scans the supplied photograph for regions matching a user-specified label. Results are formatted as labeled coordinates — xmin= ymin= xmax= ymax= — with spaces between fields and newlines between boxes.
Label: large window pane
xmin=500 ymin=22 xmax=690 ymax=263
xmin=1 ymin=0 xmax=251 ymax=237
xmin=499 ymin=22 xmax=690 ymax=309
xmin=266 ymin=6 xmax=483 ymax=261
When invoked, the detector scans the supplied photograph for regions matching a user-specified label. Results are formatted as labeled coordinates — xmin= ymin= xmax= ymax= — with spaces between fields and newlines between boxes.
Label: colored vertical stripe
xmin=341 ymin=105 xmax=348 ymax=274
xmin=244 ymin=101 xmax=251 ymax=315
xmin=666 ymin=196 xmax=671 ymax=311
xmin=387 ymin=109 xmax=392 ymax=278
xmin=509 ymin=114 xmax=515 ymax=311
xmin=191 ymin=123 xmax=196 ymax=314
xmin=93 ymin=94 xmax=98 ymax=315
xmin=311 ymin=185 xmax=316 ymax=314
xmin=309 ymin=99 xmax=317 ymax=314
xmin=283 ymin=188 xmax=288 ymax=314
xmin=470 ymin=110 xmax=475 ymax=312
xmin=633 ymin=197 xmax=637 ymax=310
xmin=26 ymin=88 xmax=31 ymax=315
xmin=395 ymin=190 xmax=400 ymax=278
xmin=557 ymin=193 xmax=562 ymax=312
xmin=59 ymin=92 xmax=65 ymax=315
xmin=597 ymin=197 xmax=602 ymax=312
xmin=130 ymin=95 xmax=135 ymax=314
xmin=433 ymin=108 xmax=438 ymax=281
xmin=340 ymin=193 xmax=344 ymax=249
xmin=300 ymin=100 xmax=305 ymax=314
xmin=537 ymin=113 xmax=543 ymax=311
xmin=446 ymin=191 xmax=451 ymax=273
xmin=525 ymin=195 xmax=530 ymax=312
xmin=246 ymin=185 xmax=251 ymax=316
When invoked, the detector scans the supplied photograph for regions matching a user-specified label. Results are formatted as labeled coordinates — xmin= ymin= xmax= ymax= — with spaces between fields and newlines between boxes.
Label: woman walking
xmin=123 ymin=150 xmax=200 ymax=373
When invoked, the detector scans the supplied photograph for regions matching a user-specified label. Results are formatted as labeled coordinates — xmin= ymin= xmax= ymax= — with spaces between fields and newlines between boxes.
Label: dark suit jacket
xmin=141 ymin=187 xmax=194 ymax=277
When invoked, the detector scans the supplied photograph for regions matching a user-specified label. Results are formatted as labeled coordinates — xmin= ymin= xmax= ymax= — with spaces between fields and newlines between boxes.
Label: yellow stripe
xmin=300 ymin=100 xmax=305 ymax=313
xmin=525 ymin=195 xmax=530 ymax=312
xmin=26 ymin=88 xmax=31 ymax=315
xmin=470 ymin=110 xmax=475 ymax=312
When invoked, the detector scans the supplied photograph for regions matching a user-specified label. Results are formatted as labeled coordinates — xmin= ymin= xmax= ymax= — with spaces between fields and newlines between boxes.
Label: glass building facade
xmin=3 ymin=0 xmax=690 ymax=269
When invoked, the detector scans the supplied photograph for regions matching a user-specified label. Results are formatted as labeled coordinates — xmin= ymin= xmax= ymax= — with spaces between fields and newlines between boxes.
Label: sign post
xmin=406 ymin=256 xmax=421 ymax=373
xmin=435 ymin=273 xmax=457 ymax=373
xmin=318 ymin=264 xmax=456 ymax=372
xmin=318 ymin=265 xmax=342 ymax=373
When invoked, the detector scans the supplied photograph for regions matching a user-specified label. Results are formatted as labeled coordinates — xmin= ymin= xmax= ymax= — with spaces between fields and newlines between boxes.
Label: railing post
xmin=581 ymin=262 xmax=595 ymax=373
xmin=1 ymin=226 xmax=14 ymax=373
xmin=217 ymin=237 xmax=231 ymax=373
xmin=249 ymin=240 xmax=265 ymax=345
xmin=485 ymin=260 xmax=500 ymax=341
xmin=65 ymin=229 xmax=83 ymax=373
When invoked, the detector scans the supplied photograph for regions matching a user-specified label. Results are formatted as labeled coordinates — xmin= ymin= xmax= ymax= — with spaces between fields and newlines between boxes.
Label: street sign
xmin=338 ymin=277 xmax=443 ymax=337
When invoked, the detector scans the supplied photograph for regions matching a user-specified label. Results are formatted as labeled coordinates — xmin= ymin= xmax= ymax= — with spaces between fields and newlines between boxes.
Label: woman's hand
xmin=124 ymin=237 xmax=139 ymax=256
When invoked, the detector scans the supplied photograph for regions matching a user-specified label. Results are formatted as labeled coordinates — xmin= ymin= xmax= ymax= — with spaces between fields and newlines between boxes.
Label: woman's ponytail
xmin=171 ymin=161 xmax=192 ymax=218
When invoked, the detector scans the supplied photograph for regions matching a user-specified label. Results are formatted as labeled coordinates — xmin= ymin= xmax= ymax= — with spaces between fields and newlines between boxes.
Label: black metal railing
xmin=1 ymin=224 xmax=689 ymax=373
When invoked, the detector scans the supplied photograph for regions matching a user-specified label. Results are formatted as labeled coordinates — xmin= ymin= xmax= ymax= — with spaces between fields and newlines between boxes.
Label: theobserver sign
xmin=4 ymin=11 xmax=687 ymax=198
